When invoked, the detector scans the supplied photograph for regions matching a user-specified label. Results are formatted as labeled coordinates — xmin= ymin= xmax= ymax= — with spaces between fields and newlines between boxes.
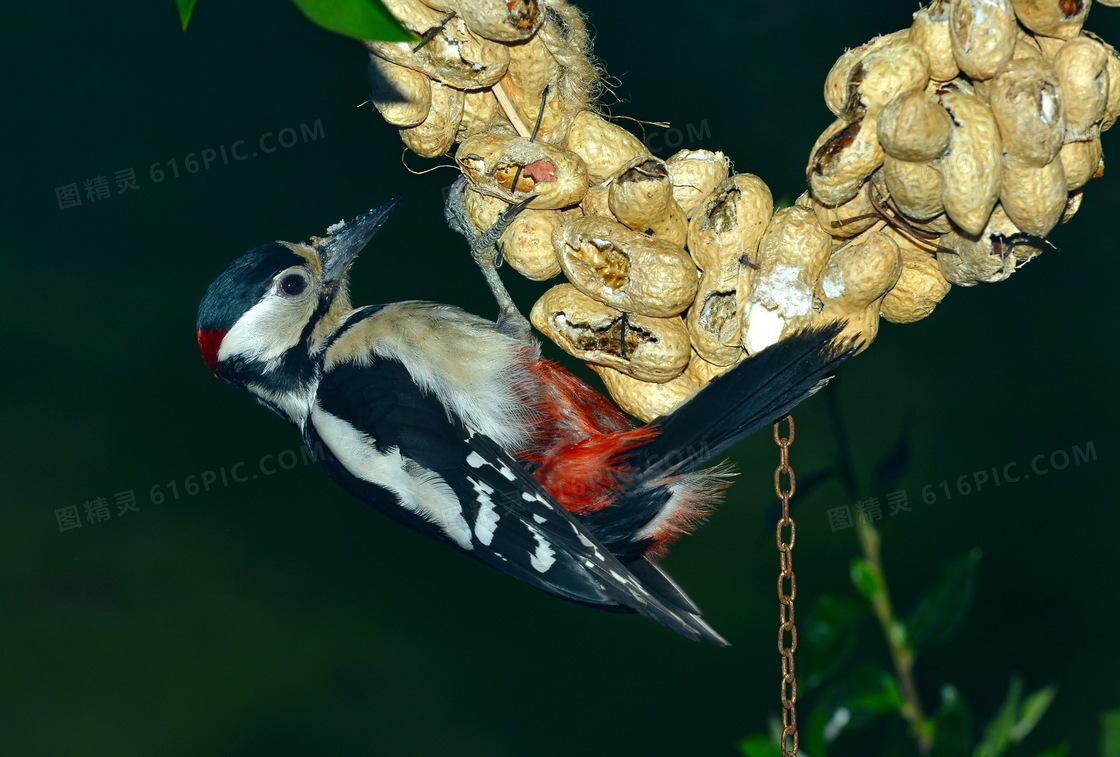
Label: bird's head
xmin=196 ymin=197 xmax=400 ymax=385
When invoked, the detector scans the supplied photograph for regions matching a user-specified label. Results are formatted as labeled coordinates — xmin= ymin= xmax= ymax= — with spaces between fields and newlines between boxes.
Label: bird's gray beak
xmin=315 ymin=196 xmax=402 ymax=282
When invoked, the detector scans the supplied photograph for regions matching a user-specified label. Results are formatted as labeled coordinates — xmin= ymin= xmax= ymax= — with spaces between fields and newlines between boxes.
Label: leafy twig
xmin=825 ymin=384 xmax=932 ymax=754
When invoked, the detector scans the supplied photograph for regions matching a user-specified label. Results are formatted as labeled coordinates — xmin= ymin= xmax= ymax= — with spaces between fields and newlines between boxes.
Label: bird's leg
xmin=444 ymin=176 xmax=536 ymax=341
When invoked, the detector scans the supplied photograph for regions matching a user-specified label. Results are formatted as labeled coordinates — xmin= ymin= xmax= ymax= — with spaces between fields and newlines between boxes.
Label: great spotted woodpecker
xmin=196 ymin=195 xmax=852 ymax=645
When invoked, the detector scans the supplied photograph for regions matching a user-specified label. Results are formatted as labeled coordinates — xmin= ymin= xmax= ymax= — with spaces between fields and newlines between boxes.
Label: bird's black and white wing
xmin=306 ymin=354 xmax=726 ymax=645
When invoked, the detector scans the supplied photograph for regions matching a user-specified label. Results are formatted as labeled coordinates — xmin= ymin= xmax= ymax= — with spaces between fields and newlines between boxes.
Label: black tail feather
xmin=635 ymin=324 xmax=854 ymax=482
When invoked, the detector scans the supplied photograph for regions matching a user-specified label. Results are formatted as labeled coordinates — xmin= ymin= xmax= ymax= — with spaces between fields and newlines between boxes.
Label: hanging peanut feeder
xmin=363 ymin=0 xmax=1118 ymax=421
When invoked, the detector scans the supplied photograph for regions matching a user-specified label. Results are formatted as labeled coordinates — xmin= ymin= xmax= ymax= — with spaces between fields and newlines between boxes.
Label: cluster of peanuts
xmin=365 ymin=0 xmax=1119 ymax=422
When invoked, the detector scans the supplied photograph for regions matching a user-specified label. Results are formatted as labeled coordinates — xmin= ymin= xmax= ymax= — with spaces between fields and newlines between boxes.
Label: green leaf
xmin=801 ymin=594 xmax=866 ymax=689
xmin=1101 ymin=709 xmax=1120 ymax=757
xmin=850 ymin=557 xmax=883 ymax=602
xmin=974 ymin=677 xmax=1023 ymax=757
xmin=931 ymin=685 xmax=974 ymax=757
xmin=1009 ymin=685 xmax=1057 ymax=742
xmin=290 ymin=0 xmax=413 ymax=42
xmin=736 ymin=735 xmax=781 ymax=757
xmin=905 ymin=549 xmax=982 ymax=653
xmin=176 ymin=0 xmax=198 ymax=31
xmin=846 ymin=668 xmax=904 ymax=714
xmin=872 ymin=418 xmax=913 ymax=496
xmin=803 ymin=666 xmax=903 ymax=755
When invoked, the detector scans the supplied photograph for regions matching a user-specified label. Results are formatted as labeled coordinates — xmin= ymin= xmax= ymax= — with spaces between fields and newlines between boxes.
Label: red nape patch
xmin=522 ymin=159 xmax=557 ymax=183
xmin=197 ymin=328 xmax=227 ymax=377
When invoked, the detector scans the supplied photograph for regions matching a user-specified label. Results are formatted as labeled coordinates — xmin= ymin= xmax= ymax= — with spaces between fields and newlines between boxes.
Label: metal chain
xmin=773 ymin=415 xmax=799 ymax=757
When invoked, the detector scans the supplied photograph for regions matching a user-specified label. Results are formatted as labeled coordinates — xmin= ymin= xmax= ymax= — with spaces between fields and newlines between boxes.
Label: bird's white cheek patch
xmin=311 ymin=405 xmax=473 ymax=550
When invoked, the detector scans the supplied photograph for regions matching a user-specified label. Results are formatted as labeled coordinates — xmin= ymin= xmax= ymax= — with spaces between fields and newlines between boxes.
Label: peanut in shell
xmin=1010 ymin=0 xmax=1090 ymax=41
xmin=458 ymin=89 xmax=507 ymax=141
xmin=935 ymin=84 xmax=1003 ymax=235
xmin=824 ymin=31 xmax=910 ymax=116
xmin=686 ymin=351 xmax=740 ymax=388
xmin=367 ymin=12 xmax=510 ymax=90
xmin=987 ymin=57 xmax=1065 ymax=165
xmin=816 ymin=229 xmax=903 ymax=349
xmin=938 ymin=205 xmax=1033 ymax=284
xmin=456 ymin=133 xmax=588 ymax=209
xmin=552 ymin=216 xmax=698 ymax=317
xmin=1053 ymin=36 xmax=1111 ymax=140
xmin=911 ymin=1 xmax=961 ymax=81
xmin=563 ymin=112 xmax=649 ymax=184
xmin=687 ymin=272 xmax=746 ymax=366
xmin=439 ymin=0 xmax=541 ymax=43
xmin=665 ymin=150 xmax=732 ymax=217
xmin=949 ymin=0 xmax=1018 ymax=80
xmin=591 ymin=364 xmax=699 ymax=423
xmin=998 ymin=152 xmax=1068 ymax=237
xmin=1059 ymin=135 xmax=1104 ymax=189
xmin=742 ymin=206 xmax=833 ymax=355
xmin=808 ymin=110 xmax=886 ymax=207
xmin=877 ymin=87 xmax=953 ymax=162
xmin=848 ymin=38 xmax=932 ymax=112
xmin=811 ymin=186 xmax=880 ymax=239
xmin=501 ymin=208 xmax=564 ymax=280
xmin=530 ymin=284 xmax=690 ymax=382
xmin=879 ymin=230 xmax=952 ymax=323
xmin=883 ymin=155 xmax=946 ymax=221
xmin=687 ymin=174 xmax=774 ymax=280
xmin=368 ymin=55 xmax=432 ymax=128
xmin=608 ymin=157 xmax=688 ymax=246
xmin=400 ymin=80 xmax=464 ymax=157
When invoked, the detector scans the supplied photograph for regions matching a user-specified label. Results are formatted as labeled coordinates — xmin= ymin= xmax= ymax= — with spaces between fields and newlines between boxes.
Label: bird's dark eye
xmin=280 ymin=273 xmax=307 ymax=296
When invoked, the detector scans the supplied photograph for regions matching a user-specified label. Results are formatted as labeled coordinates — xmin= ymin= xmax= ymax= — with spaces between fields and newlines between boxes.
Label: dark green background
xmin=5 ymin=2 xmax=1117 ymax=755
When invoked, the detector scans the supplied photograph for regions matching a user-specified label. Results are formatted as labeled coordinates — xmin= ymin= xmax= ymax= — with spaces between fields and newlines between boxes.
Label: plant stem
xmin=825 ymin=386 xmax=932 ymax=755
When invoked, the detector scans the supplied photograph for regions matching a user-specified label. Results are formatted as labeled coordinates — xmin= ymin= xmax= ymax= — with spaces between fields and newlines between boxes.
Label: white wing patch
xmin=311 ymin=404 xmax=474 ymax=550
xmin=528 ymin=526 xmax=556 ymax=573
xmin=471 ymin=478 xmax=499 ymax=546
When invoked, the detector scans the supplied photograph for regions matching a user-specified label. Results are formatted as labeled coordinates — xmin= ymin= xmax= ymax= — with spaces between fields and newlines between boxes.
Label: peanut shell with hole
xmin=531 ymin=284 xmax=690 ymax=382
xmin=366 ymin=10 xmax=510 ymax=90
xmin=553 ymin=216 xmax=698 ymax=317
xmin=742 ymin=206 xmax=833 ymax=355
xmin=666 ymin=150 xmax=732 ymax=217
xmin=949 ymin=0 xmax=1018 ymax=80
xmin=609 ymin=157 xmax=687 ymax=246
xmin=1011 ymin=0 xmax=1090 ymax=41
xmin=457 ymin=133 xmax=588 ymax=209
xmin=808 ymin=111 xmax=885 ymax=207
xmin=987 ymin=57 xmax=1065 ymax=165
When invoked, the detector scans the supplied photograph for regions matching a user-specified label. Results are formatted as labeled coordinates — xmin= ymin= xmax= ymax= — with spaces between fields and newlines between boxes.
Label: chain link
xmin=773 ymin=415 xmax=799 ymax=757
